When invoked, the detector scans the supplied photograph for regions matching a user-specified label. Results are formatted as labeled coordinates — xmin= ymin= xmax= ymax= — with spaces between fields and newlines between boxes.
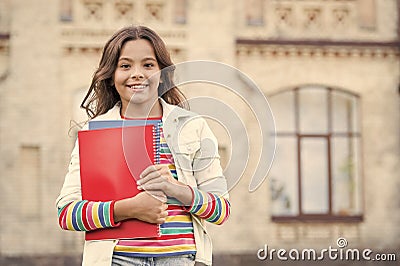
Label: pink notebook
xmin=78 ymin=125 xmax=160 ymax=240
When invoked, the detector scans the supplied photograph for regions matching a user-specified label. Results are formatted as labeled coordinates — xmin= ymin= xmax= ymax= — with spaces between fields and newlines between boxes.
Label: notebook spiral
xmin=152 ymin=121 xmax=162 ymax=165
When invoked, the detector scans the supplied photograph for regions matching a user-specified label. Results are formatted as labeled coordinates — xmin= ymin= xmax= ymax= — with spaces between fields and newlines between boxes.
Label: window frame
xmin=269 ymin=85 xmax=363 ymax=223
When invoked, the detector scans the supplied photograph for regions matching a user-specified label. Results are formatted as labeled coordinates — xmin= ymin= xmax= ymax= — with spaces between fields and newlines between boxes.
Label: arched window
xmin=269 ymin=85 xmax=363 ymax=222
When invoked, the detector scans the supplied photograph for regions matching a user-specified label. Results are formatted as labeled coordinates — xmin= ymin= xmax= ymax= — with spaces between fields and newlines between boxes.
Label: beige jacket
xmin=56 ymin=98 xmax=229 ymax=266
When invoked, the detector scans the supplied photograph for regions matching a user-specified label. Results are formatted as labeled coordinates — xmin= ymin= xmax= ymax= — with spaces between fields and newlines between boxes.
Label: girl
xmin=56 ymin=26 xmax=230 ymax=266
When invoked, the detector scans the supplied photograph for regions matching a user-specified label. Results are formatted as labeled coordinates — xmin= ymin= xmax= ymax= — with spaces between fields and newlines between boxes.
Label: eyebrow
xmin=118 ymin=56 xmax=157 ymax=62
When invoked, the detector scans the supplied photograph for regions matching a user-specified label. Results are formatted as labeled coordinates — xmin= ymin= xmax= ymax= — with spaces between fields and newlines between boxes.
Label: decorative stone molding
xmin=145 ymin=1 xmax=165 ymax=22
xmin=61 ymin=28 xmax=114 ymax=55
xmin=273 ymin=0 xmax=363 ymax=31
xmin=60 ymin=1 xmax=187 ymax=55
xmin=241 ymin=0 xmax=390 ymax=40
xmin=63 ymin=0 xmax=189 ymax=26
xmin=62 ymin=44 xmax=186 ymax=61
xmin=81 ymin=0 xmax=104 ymax=21
xmin=0 ymin=37 xmax=9 ymax=81
xmin=303 ymin=7 xmax=322 ymax=29
xmin=114 ymin=0 xmax=134 ymax=21
xmin=236 ymin=41 xmax=400 ymax=60
xmin=61 ymin=28 xmax=115 ymax=39
xmin=61 ymin=27 xmax=187 ymax=55
xmin=61 ymin=28 xmax=186 ymax=59
xmin=0 ymin=37 xmax=9 ymax=54
xmin=276 ymin=6 xmax=293 ymax=26
xmin=63 ymin=45 xmax=103 ymax=55
xmin=332 ymin=7 xmax=350 ymax=26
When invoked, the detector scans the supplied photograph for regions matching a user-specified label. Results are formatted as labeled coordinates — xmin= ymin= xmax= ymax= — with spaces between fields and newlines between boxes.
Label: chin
xmin=129 ymin=96 xmax=157 ymax=105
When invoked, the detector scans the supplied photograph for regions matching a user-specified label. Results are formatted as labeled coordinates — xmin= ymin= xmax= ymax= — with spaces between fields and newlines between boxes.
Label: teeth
xmin=129 ymin=85 xmax=147 ymax=89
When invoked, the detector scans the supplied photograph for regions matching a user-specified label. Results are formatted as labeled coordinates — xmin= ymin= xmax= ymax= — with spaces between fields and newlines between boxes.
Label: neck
xmin=120 ymin=99 xmax=163 ymax=119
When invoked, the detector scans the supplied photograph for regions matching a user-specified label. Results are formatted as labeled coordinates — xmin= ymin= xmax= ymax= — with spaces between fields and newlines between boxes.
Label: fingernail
xmin=137 ymin=185 xmax=143 ymax=190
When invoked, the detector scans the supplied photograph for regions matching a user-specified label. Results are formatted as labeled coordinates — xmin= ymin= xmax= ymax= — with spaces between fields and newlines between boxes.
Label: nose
xmin=130 ymin=67 xmax=144 ymax=79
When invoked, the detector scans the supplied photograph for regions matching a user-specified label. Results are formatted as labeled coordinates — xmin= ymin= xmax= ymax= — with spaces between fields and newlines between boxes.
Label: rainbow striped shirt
xmin=58 ymin=121 xmax=230 ymax=258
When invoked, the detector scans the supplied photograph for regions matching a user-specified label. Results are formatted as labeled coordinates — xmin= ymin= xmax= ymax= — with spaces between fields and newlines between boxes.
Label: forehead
xmin=119 ymin=39 xmax=156 ymax=59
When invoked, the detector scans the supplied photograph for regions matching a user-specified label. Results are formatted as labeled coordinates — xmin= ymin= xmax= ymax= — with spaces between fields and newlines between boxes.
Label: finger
xmin=157 ymin=164 xmax=172 ymax=174
xmin=139 ymin=164 xmax=171 ymax=182
xmin=141 ymin=164 xmax=170 ymax=179
xmin=157 ymin=217 xmax=166 ymax=224
xmin=140 ymin=165 xmax=158 ymax=179
xmin=154 ymin=164 xmax=168 ymax=170
xmin=151 ymin=164 xmax=170 ymax=175
xmin=139 ymin=166 xmax=173 ymax=185
xmin=155 ymin=208 xmax=169 ymax=224
xmin=139 ymin=181 xmax=166 ymax=192
xmin=138 ymin=170 xmax=162 ymax=185
xmin=160 ymin=209 xmax=168 ymax=218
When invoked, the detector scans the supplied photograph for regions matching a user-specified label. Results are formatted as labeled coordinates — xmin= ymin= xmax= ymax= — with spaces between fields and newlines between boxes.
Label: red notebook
xmin=78 ymin=125 xmax=161 ymax=240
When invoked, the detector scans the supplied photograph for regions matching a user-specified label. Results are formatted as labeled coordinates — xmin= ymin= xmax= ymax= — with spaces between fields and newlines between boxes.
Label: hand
xmin=114 ymin=192 xmax=168 ymax=224
xmin=138 ymin=164 xmax=193 ymax=206
xmin=137 ymin=164 xmax=180 ymax=196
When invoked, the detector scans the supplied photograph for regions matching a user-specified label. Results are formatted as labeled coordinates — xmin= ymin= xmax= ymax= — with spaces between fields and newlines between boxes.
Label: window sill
xmin=271 ymin=215 xmax=363 ymax=223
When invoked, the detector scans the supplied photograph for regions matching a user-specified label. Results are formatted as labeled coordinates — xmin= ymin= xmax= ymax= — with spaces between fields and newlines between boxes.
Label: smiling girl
xmin=56 ymin=26 xmax=230 ymax=266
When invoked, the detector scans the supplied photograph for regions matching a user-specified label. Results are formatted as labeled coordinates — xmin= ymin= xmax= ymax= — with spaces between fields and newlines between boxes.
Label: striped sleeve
xmin=186 ymin=187 xmax=231 ymax=225
xmin=58 ymin=200 xmax=120 ymax=231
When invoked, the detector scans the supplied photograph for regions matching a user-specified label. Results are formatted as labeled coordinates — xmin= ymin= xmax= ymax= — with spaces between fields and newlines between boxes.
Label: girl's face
xmin=113 ymin=39 xmax=161 ymax=114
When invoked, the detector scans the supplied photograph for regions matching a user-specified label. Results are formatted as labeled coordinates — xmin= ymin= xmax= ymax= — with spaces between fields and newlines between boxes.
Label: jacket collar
xmin=96 ymin=98 xmax=192 ymax=122
xmin=92 ymin=103 xmax=123 ymax=121
xmin=159 ymin=97 xmax=192 ymax=122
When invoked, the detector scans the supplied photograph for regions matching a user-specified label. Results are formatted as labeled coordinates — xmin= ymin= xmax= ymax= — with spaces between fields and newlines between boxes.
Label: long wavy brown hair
xmin=81 ymin=25 xmax=187 ymax=119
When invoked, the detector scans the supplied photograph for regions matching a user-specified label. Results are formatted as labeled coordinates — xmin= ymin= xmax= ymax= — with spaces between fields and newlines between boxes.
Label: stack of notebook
xmin=78 ymin=119 xmax=161 ymax=240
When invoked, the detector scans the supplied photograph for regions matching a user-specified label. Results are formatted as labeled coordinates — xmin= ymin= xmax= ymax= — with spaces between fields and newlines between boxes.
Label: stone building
xmin=0 ymin=0 xmax=399 ymax=265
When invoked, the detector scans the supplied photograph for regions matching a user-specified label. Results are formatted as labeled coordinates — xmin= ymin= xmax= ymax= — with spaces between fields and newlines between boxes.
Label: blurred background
xmin=0 ymin=0 xmax=399 ymax=265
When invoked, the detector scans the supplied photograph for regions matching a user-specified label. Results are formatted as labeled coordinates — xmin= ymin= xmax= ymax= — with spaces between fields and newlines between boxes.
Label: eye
xmin=144 ymin=63 xmax=154 ymax=68
xmin=119 ymin=63 xmax=130 ymax=69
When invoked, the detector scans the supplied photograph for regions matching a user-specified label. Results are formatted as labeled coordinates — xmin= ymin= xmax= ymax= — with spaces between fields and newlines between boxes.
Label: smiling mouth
xmin=127 ymin=84 xmax=148 ymax=90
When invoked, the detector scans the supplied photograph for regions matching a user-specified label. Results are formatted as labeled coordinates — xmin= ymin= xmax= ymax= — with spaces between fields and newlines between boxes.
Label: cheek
xmin=148 ymin=77 xmax=161 ymax=93
xmin=114 ymin=86 xmax=124 ymax=98
xmin=113 ymin=72 xmax=124 ymax=85
xmin=148 ymin=71 xmax=161 ymax=83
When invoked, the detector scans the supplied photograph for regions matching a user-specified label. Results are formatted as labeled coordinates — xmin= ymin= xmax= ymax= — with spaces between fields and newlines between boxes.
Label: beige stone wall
xmin=0 ymin=0 xmax=77 ymax=255
xmin=0 ymin=0 xmax=398 ymax=259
